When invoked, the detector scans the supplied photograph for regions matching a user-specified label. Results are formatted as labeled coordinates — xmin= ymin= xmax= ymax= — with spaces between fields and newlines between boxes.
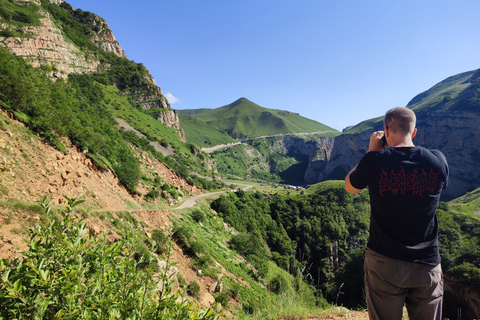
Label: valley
xmin=0 ymin=0 xmax=479 ymax=319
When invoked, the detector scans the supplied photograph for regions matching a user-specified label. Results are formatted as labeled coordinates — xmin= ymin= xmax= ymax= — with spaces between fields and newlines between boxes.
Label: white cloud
xmin=165 ymin=92 xmax=180 ymax=104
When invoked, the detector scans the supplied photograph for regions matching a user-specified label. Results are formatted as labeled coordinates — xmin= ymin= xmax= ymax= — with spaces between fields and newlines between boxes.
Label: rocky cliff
xmin=0 ymin=0 xmax=183 ymax=137
xmin=125 ymin=85 xmax=186 ymax=142
xmin=244 ymin=134 xmax=335 ymax=184
xmin=1 ymin=1 xmax=97 ymax=78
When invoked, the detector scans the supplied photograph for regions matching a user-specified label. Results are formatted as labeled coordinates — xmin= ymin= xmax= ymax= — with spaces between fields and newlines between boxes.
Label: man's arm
xmin=344 ymin=131 xmax=385 ymax=194
xmin=345 ymin=165 xmax=362 ymax=194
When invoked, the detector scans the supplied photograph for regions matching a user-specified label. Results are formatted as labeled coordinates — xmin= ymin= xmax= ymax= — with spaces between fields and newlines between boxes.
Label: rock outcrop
xmin=125 ymin=85 xmax=185 ymax=142
xmin=1 ymin=0 xmax=125 ymax=79
xmin=243 ymin=135 xmax=335 ymax=184
xmin=1 ymin=8 xmax=99 ymax=78
xmin=70 ymin=8 xmax=127 ymax=59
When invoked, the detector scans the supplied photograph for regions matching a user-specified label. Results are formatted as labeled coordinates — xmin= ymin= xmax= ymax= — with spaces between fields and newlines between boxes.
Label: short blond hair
xmin=384 ymin=107 xmax=416 ymax=136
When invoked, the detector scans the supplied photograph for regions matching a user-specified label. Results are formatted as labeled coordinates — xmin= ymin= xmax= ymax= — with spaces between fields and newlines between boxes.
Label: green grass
xmin=342 ymin=115 xmax=384 ymax=135
xmin=102 ymin=85 xmax=183 ymax=148
xmin=306 ymin=180 xmax=346 ymax=194
xmin=179 ymin=114 xmax=237 ymax=148
xmin=0 ymin=1 xmax=43 ymax=30
xmin=448 ymin=187 xmax=480 ymax=217
xmin=408 ymin=70 xmax=479 ymax=113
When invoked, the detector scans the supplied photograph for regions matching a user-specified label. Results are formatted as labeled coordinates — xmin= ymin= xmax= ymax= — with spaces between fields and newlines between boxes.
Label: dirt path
xmin=174 ymin=184 xmax=253 ymax=209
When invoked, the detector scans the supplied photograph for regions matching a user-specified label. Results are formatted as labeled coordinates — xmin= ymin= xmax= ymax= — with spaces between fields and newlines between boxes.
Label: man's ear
xmin=411 ymin=128 xmax=417 ymax=139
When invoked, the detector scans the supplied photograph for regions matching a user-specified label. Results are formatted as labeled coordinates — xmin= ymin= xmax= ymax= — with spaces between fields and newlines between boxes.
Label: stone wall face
xmin=1 ymin=13 xmax=100 ymax=79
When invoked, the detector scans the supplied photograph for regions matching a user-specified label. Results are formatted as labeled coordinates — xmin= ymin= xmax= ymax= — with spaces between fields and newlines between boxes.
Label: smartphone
xmin=380 ymin=135 xmax=387 ymax=147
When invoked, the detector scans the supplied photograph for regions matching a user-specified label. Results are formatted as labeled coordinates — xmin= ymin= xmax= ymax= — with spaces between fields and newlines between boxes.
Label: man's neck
xmin=388 ymin=136 xmax=415 ymax=148
xmin=390 ymin=141 xmax=415 ymax=148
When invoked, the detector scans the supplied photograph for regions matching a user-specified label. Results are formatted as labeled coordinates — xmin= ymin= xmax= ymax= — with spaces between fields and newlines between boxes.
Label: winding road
xmin=174 ymin=184 xmax=253 ymax=209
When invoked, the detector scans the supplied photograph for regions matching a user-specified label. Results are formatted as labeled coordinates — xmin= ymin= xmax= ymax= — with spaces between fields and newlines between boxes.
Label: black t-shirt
xmin=349 ymin=146 xmax=449 ymax=265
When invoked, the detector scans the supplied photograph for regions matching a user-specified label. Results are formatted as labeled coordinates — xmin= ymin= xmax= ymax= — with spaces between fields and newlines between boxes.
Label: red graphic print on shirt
xmin=378 ymin=168 xmax=440 ymax=197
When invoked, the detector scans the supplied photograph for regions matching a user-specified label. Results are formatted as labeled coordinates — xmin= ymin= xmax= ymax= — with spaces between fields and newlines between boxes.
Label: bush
xmin=214 ymin=289 xmax=231 ymax=307
xmin=145 ymin=189 xmax=160 ymax=200
xmin=192 ymin=209 xmax=206 ymax=222
xmin=151 ymin=229 xmax=169 ymax=255
xmin=0 ymin=195 xmax=218 ymax=319
xmin=267 ymin=274 xmax=289 ymax=294
xmin=187 ymin=281 xmax=201 ymax=298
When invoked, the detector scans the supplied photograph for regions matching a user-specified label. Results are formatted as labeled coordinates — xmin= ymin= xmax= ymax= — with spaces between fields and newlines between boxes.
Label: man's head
xmin=384 ymin=107 xmax=416 ymax=137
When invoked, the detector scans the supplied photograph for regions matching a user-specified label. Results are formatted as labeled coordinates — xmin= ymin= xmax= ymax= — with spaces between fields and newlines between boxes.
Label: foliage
xmin=187 ymin=281 xmax=201 ymax=298
xmin=150 ymin=229 xmax=169 ymax=255
xmin=0 ymin=47 xmax=141 ymax=190
xmin=207 ymin=183 xmax=480 ymax=312
xmin=0 ymin=36 xmax=221 ymax=192
xmin=120 ymin=127 xmax=223 ymax=191
xmin=0 ymin=196 xmax=218 ymax=320
xmin=211 ymin=185 xmax=370 ymax=306
xmin=93 ymin=52 xmax=152 ymax=90
xmin=191 ymin=209 xmax=206 ymax=223
xmin=41 ymin=0 xmax=101 ymax=53
xmin=0 ymin=0 xmax=42 ymax=29
xmin=436 ymin=189 xmax=480 ymax=293
xmin=2 ymin=1 xmax=222 ymax=192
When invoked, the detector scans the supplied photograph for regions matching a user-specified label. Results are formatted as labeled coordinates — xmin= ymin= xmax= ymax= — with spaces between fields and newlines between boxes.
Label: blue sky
xmin=68 ymin=0 xmax=480 ymax=131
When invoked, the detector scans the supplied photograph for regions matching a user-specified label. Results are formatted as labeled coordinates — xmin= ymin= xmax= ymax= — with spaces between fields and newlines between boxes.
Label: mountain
xmin=178 ymin=97 xmax=338 ymax=140
xmin=315 ymin=68 xmax=480 ymax=199
xmin=178 ymin=98 xmax=339 ymax=184
xmin=0 ymin=1 xmax=480 ymax=318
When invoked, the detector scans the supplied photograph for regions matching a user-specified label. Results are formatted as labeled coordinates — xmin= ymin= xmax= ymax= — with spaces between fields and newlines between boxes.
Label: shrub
xmin=145 ymin=189 xmax=160 ymax=200
xmin=0 ymin=195 xmax=218 ymax=319
xmin=214 ymin=289 xmax=231 ymax=307
xmin=192 ymin=209 xmax=206 ymax=222
xmin=267 ymin=274 xmax=289 ymax=294
xmin=187 ymin=281 xmax=201 ymax=298
xmin=151 ymin=229 xmax=169 ymax=255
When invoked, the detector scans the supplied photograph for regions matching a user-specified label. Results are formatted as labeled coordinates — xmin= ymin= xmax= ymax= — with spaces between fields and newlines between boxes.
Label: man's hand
xmin=368 ymin=131 xmax=385 ymax=152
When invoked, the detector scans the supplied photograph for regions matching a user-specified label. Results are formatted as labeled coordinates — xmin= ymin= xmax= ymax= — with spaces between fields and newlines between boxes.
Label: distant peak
xmin=228 ymin=97 xmax=253 ymax=108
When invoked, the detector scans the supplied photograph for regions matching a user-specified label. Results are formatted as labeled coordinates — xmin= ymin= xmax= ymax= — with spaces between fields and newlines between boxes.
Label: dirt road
xmin=174 ymin=184 xmax=253 ymax=209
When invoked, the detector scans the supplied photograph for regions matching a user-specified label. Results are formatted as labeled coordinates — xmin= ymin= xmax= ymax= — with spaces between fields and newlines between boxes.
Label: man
xmin=344 ymin=107 xmax=449 ymax=320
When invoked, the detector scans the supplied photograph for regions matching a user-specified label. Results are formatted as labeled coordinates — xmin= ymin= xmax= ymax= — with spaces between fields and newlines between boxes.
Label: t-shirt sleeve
xmin=430 ymin=149 xmax=449 ymax=189
xmin=348 ymin=153 xmax=373 ymax=190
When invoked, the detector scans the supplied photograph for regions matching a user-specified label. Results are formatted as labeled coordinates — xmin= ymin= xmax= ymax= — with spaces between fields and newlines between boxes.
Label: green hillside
xmin=407 ymin=69 xmax=480 ymax=113
xmin=179 ymin=114 xmax=237 ymax=147
xmin=178 ymin=98 xmax=338 ymax=139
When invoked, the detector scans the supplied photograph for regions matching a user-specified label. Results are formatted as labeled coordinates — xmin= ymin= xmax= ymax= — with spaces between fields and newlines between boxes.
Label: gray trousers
xmin=364 ymin=248 xmax=443 ymax=320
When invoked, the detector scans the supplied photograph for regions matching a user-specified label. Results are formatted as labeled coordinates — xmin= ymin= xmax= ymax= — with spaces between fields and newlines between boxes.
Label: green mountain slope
xmin=178 ymin=97 xmax=338 ymax=139
xmin=0 ymin=0 xmax=221 ymax=193
xmin=407 ymin=69 xmax=480 ymax=113
xmin=178 ymin=114 xmax=237 ymax=147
